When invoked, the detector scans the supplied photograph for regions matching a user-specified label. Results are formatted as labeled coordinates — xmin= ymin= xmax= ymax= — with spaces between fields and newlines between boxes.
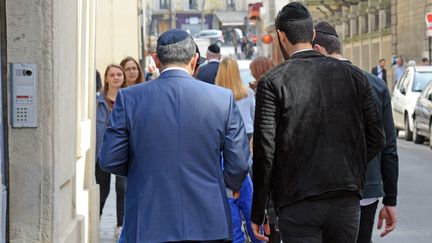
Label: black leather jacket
xmin=251 ymin=50 xmax=385 ymax=224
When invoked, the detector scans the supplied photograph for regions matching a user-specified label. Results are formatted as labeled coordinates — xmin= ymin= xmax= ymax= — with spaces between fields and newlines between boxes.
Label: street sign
xmin=427 ymin=26 xmax=432 ymax=37
xmin=250 ymin=35 xmax=258 ymax=43
xmin=425 ymin=12 xmax=432 ymax=26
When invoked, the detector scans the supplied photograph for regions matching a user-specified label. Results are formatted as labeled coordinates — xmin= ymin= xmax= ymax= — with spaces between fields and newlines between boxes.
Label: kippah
xmin=277 ymin=2 xmax=310 ymax=21
xmin=314 ymin=21 xmax=339 ymax=37
xmin=157 ymin=29 xmax=191 ymax=46
xmin=208 ymin=44 xmax=220 ymax=54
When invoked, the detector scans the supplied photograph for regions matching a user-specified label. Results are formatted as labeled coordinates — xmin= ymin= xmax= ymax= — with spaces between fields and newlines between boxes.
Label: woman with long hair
xmin=95 ymin=64 xmax=127 ymax=240
xmin=120 ymin=56 xmax=144 ymax=86
xmin=215 ymin=57 xmax=261 ymax=243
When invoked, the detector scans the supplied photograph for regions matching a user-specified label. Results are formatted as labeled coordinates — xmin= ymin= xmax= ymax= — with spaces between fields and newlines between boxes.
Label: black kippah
xmin=314 ymin=21 xmax=339 ymax=37
xmin=208 ymin=44 xmax=220 ymax=54
xmin=277 ymin=2 xmax=311 ymax=21
xmin=157 ymin=29 xmax=191 ymax=46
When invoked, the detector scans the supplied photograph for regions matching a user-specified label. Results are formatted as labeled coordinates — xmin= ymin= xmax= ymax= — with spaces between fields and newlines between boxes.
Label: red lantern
xmin=261 ymin=34 xmax=273 ymax=44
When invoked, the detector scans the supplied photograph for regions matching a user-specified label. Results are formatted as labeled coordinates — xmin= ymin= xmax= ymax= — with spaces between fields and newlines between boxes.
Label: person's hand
xmin=233 ymin=191 xmax=240 ymax=199
xmin=377 ymin=205 xmax=397 ymax=237
xmin=251 ymin=222 xmax=270 ymax=242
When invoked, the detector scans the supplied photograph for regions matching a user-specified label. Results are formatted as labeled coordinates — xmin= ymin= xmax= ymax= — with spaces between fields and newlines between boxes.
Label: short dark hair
xmin=422 ymin=57 xmax=429 ymax=62
xmin=312 ymin=32 xmax=341 ymax=55
xmin=156 ymin=35 xmax=196 ymax=65
xmin=379 ymin=58 xmax=385 ymax=62
xmin=275 ymin=14 xmax=314 ymax=44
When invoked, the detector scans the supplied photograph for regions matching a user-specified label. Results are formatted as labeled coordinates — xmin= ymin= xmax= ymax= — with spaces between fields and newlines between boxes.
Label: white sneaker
xmin=114 ymin=226 xmax=122 ymax=241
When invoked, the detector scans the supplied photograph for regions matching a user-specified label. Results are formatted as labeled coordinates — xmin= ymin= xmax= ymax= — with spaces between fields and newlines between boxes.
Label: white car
xmin=237 ymin=60 xmax=253 ymax=85
xmin=193 ymin=29 xmax=224 ymax=46
xmin=392 ymin=66 xmax=432 ymax=140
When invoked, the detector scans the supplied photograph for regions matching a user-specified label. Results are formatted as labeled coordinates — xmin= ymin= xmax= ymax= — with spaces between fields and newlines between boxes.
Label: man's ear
xmin=152 ymin=53 xmax=161 ymax=69
xmin=190 ymin=53 xmax=199 ymax=72
xmin=277 ymin=29 xmax=286 ymax=42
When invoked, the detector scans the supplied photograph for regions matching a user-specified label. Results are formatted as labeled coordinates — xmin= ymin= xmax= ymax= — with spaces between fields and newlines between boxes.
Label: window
xmin=374 ymin=12 xmax=379 ymax=31
xmin=412 ymin=72 xmax=432 ymax=92
xmin=189 ymin=0 xmax=198 ymax=9
xmin=227 ymin=0 xmax=235 ymax=10
xmin=160 ymin=0 xmax=169 ymax=9
xmin=385 ymin=8 xmax=391 ymax=28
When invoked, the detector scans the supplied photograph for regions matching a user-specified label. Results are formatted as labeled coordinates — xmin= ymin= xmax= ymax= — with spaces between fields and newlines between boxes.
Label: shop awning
xmin=214 ymin=11 xmax=248 ymax=26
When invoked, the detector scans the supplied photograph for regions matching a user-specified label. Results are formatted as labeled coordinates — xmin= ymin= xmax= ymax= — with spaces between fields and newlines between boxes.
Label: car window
xmin=396 ymin=71 xmax=408 ymax=90
xmin=412 ymin=71 xmax=432 ymax=92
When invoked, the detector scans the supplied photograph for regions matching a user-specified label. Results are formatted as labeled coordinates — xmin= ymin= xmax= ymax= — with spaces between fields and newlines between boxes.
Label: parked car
xmin=237 ymin=60 xmax=253 ymax=85
xmin=412 ymin=80 xmax=432 ymax=147
xmin=193 ymin=29 xmax=224 ymax=46
xmin=392 ymin=66 xmax=432 ymax=141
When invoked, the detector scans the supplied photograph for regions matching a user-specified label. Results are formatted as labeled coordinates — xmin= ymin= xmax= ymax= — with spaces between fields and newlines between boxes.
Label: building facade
xmin=3 ymin=0 xmax=98 ymax=242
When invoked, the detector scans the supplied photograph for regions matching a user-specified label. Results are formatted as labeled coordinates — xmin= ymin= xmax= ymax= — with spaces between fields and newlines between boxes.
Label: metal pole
xmin=429 ymin=36 xmax=431 ymax=65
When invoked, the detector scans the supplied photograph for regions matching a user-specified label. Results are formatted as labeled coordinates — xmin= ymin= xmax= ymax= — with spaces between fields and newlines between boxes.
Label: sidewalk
xmin=99 ymin=175 xmax=118 ymax=243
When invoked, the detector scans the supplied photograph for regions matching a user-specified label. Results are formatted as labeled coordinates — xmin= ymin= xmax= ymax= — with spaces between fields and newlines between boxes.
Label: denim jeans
xmin=278 ymin=195 xmax=360 ymax=243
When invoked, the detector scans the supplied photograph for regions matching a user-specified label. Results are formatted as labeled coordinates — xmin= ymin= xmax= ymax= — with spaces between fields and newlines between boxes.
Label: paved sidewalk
xmin=99 ymin=175 xmax=118 ymax=243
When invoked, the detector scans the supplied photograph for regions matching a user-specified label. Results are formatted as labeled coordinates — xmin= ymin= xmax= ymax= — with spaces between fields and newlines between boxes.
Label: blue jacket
xmin=98 ymin=69 xmax=250 ymax=242
xmin=362 ymin=71 xmax=399 ymax=206
xmin=196 ymin=61 xmax=220 ymax=84
xmin=96 ymin=93 xmax=110 ymax=163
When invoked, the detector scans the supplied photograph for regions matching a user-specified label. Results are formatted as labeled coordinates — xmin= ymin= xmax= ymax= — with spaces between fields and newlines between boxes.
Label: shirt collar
xmin=161 ymin=67 xmax=191 ymax=75
xmin=291 ymin=48 xmax=314 ymax=56
xmin=208 ymin=59 xmax=220 ymax=63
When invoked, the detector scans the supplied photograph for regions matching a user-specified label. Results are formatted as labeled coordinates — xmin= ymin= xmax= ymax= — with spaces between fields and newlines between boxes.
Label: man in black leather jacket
xmin=250 ymin=3 xmax=386 ymax=243
xmin=313 ymin=21 xmax=399 ymax=243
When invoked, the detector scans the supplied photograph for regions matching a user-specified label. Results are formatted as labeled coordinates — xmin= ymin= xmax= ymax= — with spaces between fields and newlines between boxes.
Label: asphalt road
xmin=371 ymin=136 xmax=432 ymax=243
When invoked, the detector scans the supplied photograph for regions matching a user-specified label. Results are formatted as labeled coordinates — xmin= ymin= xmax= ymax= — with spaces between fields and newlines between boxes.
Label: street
xmin=100 ymin=136 xmax=432 ymax=243
xmin=372 ymin=136 xmax=432 ymax=243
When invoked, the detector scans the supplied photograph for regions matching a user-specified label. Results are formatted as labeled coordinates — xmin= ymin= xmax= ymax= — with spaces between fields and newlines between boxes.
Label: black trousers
xmin=268 ymin=224 xmax=281 ymax=243
xmin=357 ymin=200 xmax=379 ymax=243
xmin=278 ymin=195 xmax=360 ymax=243
xmin=95 ymin=162 xmax=126 ymax=226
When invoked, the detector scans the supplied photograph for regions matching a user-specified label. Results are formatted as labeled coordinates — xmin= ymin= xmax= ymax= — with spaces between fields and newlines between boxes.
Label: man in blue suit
xmin=99 ymin=29 xmax=250 ymax=243
xmin=196 ymin=44 xmax=221 ymax=84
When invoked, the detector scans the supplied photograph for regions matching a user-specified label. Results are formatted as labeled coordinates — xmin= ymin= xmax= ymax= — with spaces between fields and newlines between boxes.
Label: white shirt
xmin=160 ymin=67 xmax=191 ymax=75
xmin=291 ymin=48 xmax=314 ymax=56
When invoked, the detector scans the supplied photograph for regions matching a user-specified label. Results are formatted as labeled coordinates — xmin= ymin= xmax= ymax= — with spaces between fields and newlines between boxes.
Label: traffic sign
xmin=427 ymin=26 xmax=432 ymax=37
xmin=425 ymin=12 xmax=432 ymax=26
xmin=250 ymin=35 xmax=258 ymax=43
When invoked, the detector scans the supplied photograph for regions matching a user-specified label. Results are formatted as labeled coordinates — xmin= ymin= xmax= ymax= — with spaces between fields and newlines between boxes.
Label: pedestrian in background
xmin=313 ymin=21 xmax=399 ymax=243
xmin=249 ymin=56 xmax=275 ymax=93
xmin=249 ymin=57 xmax=280 ymax=243
xmin=144 ymin=48 xmax=160 ymax=80
xmin=196 ymin=44 xmax=222 ymax=84
xmin=250 ymin=2 xmax=385 ymax=242
xmin=421 ymin=57 xmax=429 ymax=65
xmin=393 ymin=55 xmax=406 ymax=86
xmin=120 ymin=56 xmax=144 ymax=86
xmin=99 ymin=29 xmax=250 ymax=243
xmin=215 ymin=57 xmax=259 ymax=243
xmin=95 ymin=64 xmax=127 ymax=240
xmin=371 ymin=58 xmax=387 ymax=84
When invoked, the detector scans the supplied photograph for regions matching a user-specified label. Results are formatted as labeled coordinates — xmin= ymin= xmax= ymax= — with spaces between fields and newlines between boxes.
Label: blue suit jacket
xmin=196 ymin=61 xmax=220 ymax=84
xmin=99 ymin=69 xmax=250 ymax=242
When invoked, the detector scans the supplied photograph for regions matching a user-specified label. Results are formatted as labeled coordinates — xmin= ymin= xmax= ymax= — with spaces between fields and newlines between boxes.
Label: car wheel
xmin=405 ymin=116 xmax=413 ymax=141
xmin=413 ymin=120 xmax=425 ymax=144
